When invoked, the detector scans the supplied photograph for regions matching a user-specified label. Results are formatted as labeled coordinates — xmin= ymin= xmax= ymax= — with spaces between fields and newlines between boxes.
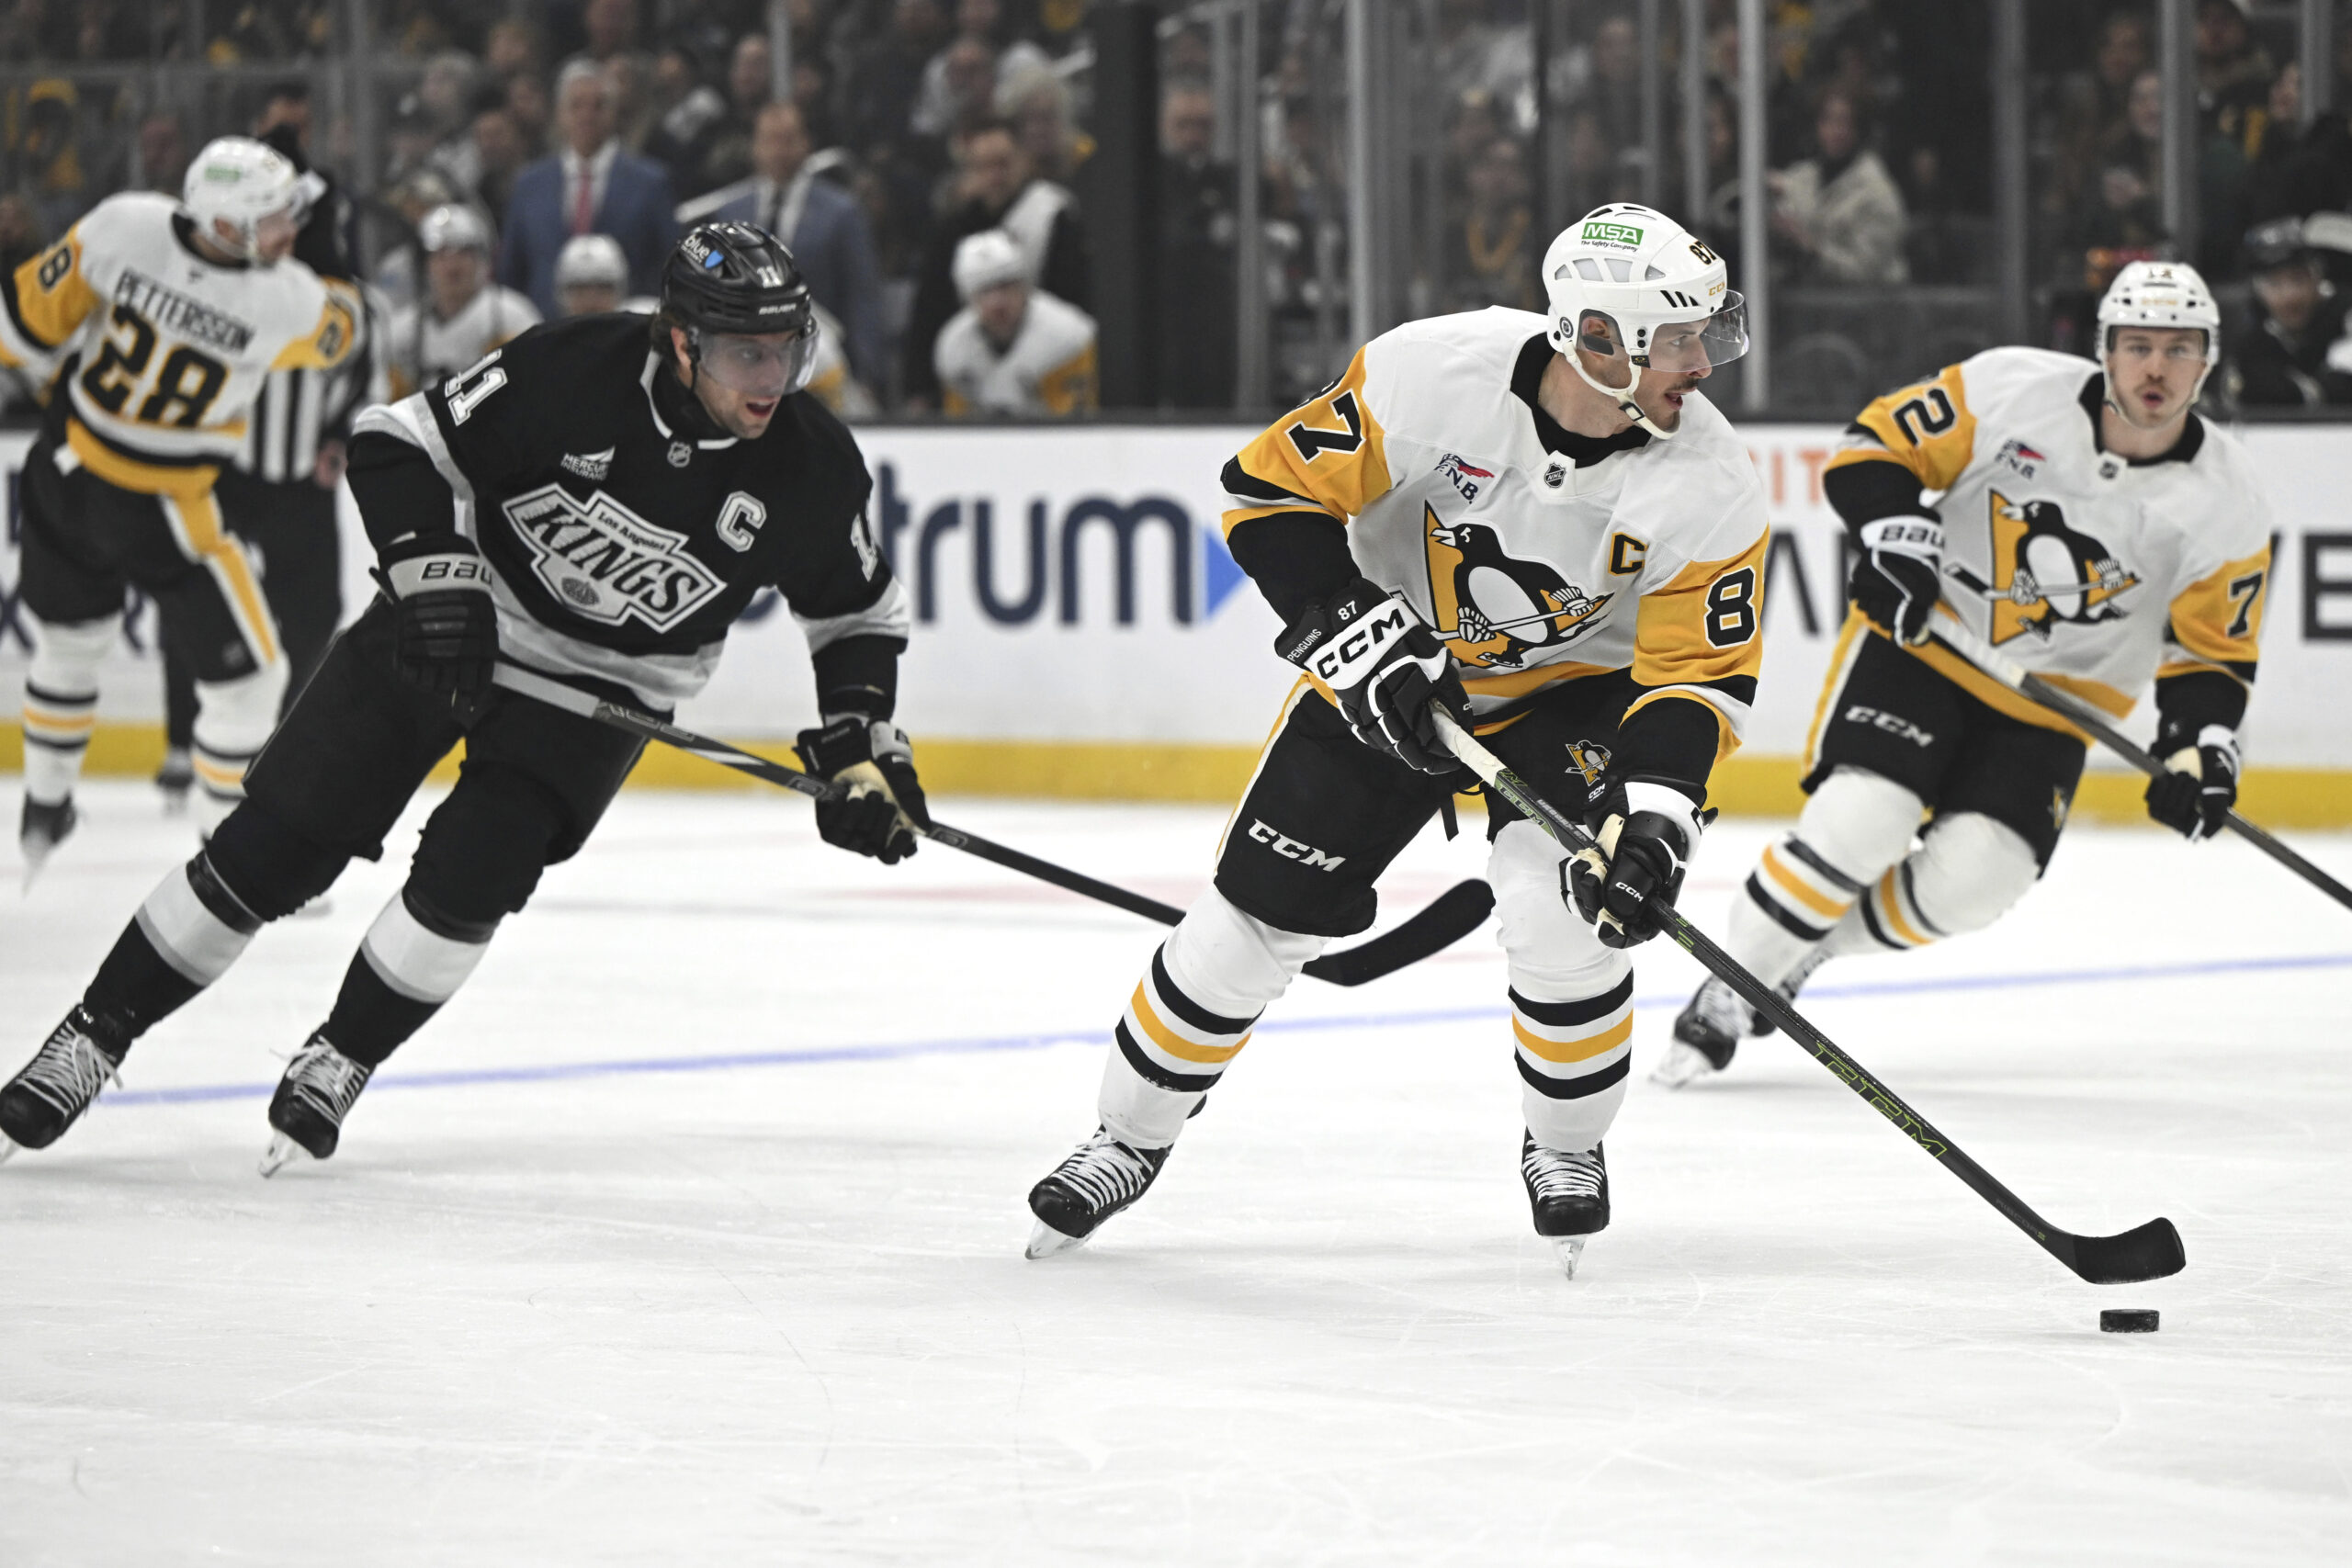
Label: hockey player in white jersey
xmin=1023 ymin=205 xmax=1767 ymax=1275
xmin=3 ymin=136 xmax=358 ymax=869
xmin=384 ymin=204 xmax=539 ymax=399
xmin=933 ymin=228 xmax=1096 ymax=417
xmin=1661 ymin=262 xmax=2272 ymax=1085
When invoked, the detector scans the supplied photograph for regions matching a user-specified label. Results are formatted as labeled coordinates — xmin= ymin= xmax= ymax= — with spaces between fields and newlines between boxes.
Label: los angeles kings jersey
xmin=0 ymin=191 xmax=356 ymax=490
xmin=1827 ymin=347 xmax=2271 ymax=730
xmin=353 ymin=312 xmax=906 ymax=709
xmin=1224 ymin=307 xmax=1770 ymax=763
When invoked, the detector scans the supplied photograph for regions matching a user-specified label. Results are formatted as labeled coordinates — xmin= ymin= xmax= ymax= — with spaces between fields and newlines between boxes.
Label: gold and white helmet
xmin=1541 ymin=203 xmax=1748 ymax=438
xmin=182 ymin=136 xmax=303 ymax=265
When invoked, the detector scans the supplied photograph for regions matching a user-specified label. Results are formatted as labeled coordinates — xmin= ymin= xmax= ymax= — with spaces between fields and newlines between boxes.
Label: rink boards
xmin=3 ymin=420 xmax=2349 ymax=821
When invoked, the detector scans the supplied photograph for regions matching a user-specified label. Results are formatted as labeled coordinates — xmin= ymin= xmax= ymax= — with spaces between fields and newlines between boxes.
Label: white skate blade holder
xmin=258 ymin=1133 xmax=310 ymax=1179
xmin=0 ymin=1136 xmax=19 ymax=1166
xmin=1552 ymin=1236 xmax=1588 ymax=1280
xmin=1024 ymin=1220 xmax=1091 ymax=1260
xmin=1650 ymin=1040 xmax=1723 ymax=1090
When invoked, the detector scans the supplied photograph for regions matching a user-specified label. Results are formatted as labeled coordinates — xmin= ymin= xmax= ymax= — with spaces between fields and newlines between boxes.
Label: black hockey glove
xmin=1275 ymin=577 xmax=1473 ymax=776
xmin=375 ymin=533 xmax=499 ymax=709
xmin=1562 ymin=778 xmax=1708 ymax=949
xmin=2144 ymin=723 xmax=2239 ymax=841
xmin=1849 ymin=514 xmax=1945 ymax=646
xmin=795 ymin=716 xmax=931 ymax=864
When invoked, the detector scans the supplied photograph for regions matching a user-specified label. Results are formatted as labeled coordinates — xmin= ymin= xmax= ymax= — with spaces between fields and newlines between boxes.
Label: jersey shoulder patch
xmin=1360 ymin=308 xmax=1544 ymax=455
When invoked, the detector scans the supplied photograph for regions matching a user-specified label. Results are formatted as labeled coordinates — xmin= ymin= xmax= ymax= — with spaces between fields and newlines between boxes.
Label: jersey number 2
xmin=1891 ymin=386 xmax=1957 ymax=446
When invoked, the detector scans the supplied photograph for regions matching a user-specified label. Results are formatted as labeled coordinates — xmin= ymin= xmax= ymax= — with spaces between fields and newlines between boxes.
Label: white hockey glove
xmin=1275 ymin=577 xmax=1473 ymax=775
xmin=1562 ymin=779 xmax=1708 ymax=948
xmin=1850 ymin=515 xmax=1944 ymax=645
xmin=2143 ymin=724 xmax=2238 ymax=841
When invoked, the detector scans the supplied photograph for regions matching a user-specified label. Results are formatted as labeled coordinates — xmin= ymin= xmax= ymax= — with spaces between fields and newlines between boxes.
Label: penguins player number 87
xmin=1704 ymin=567 xmax=1758 ymax=648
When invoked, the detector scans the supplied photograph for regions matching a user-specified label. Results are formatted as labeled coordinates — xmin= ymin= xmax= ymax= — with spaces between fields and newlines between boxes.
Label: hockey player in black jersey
xmin=0 ymin=222 xmax=926 ymax=1171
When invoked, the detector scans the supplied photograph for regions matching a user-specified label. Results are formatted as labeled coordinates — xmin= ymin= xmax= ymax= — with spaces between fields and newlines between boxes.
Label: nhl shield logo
xmin=667 ymin=440 xmax=694 ymax=468
xmin=1543 ymin=460 xmax=1567 ymax=488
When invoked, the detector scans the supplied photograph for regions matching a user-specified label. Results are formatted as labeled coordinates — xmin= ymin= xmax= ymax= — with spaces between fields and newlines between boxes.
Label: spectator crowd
xmin=0 ymin=0 xmax=2349 ymax=412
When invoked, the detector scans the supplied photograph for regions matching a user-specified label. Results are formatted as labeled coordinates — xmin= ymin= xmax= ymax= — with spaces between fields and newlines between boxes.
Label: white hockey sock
xmin=1733 ymin=767 xmax=1925 ymax=984
xmin=1822 ymin=810 xmax=2039 ymax=958
xmin=21 ymin=616 xmax=114 ymax=807
xmin=1097 ymin=889 xmax=1324 ymax=1150
xmin=190 ymin=658 xmax=288 ymax=837
xmin=1490 ymin=818 xmax=1634 ymax=1152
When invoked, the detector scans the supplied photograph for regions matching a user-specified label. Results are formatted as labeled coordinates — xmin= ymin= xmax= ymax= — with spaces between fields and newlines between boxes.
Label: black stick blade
xmin=2064 ymin=1217 xmax=2187 ymax=1284
xmin=1303 ymin=880 xmax=1495 ymax=987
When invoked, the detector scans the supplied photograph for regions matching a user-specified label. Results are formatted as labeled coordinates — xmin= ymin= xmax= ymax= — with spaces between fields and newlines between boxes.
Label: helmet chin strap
xmin=1567 ymin=349 xmax=1678 ymax=441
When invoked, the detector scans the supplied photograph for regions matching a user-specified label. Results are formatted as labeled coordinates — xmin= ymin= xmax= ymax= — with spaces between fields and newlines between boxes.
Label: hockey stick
xmin=491 ymin=663 xmax=1493 ymax=987
xmin=1428 ymin=705 xmax=2186 ymax=1285
xmin=1924 ymin=617 xmax=2352 ymax=914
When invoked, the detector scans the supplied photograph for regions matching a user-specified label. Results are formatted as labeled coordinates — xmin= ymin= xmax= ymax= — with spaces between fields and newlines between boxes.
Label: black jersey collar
xmin=1512 ymin=333 xmax=1649 ymax=468
xmin=642 ymin=352 xmax=741 ymax=448
xmin=171 ymin=211 xmax=250 ymax=270
xmin=2078 ymin=371 xmax=2204 ymax=466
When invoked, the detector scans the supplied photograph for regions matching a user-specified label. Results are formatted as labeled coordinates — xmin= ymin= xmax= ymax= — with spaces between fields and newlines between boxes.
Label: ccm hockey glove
xmin=795 ymin=716 xmax=931 ymax=864
xmin=2144 ymin=723 xmax=2239 ymax=841
xmin=1850 ymin=515 xmax=1945 ymax=645
xmin=1275 ymin=577 xmax=1473 ymax=776
xmin=1563 ymin=778 xmax=1708 ymax=948
xmin=374 ymin=533 xmax=499 ymax=708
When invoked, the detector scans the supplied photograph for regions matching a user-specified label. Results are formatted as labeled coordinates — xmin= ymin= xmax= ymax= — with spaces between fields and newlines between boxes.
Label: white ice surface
xmin=3 ymin=780 xmax=2348 ymax=1566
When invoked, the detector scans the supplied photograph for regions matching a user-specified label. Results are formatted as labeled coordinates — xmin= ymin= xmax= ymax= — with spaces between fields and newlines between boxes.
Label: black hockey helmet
xmin=658 ymin=220 xmax=819 ymax=396
xmin=2242 ymin=217 xmax=2312 ymax=277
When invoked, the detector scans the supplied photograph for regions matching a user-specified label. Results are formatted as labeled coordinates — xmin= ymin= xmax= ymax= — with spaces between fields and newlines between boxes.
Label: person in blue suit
xmin=706 ymin=102 xmax=886 ymax=391
xmin=498 ymin=61 xmax=676 ymax=317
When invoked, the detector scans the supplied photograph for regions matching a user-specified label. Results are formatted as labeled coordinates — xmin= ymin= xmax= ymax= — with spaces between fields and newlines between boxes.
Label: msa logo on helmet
xmin=502 ymin=482 xmax=726 ymax=633
xmin=1581 ymin=220 xmax=1643 ymax=246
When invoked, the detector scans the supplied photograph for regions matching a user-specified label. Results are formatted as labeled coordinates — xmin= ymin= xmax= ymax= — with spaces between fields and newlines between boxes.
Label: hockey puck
xmin=2099 ymin=1308 xmax=2160 ymax=1334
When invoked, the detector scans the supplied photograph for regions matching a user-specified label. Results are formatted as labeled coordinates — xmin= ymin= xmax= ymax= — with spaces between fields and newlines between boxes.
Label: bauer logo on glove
xmin=795 ymin=716 xmax=932 ymax=864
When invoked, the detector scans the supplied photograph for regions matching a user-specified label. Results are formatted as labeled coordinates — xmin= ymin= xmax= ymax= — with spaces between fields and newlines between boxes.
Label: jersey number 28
xmin=80 ymin=305 xmax=228 ymax=429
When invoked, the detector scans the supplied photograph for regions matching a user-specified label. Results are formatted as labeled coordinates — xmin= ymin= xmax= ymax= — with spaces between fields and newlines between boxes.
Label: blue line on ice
xmin=99 ymin=950 xmax=2351 ymax=1109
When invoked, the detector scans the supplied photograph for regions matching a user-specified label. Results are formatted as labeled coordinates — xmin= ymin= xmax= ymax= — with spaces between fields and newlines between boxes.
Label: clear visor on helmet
xmin=695 ymin=321 xmax=820 ymax=399
xmin=1643 ymin=291 xmax=1748 ymax=373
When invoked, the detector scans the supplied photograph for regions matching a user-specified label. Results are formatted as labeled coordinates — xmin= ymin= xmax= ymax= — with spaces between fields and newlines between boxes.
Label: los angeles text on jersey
xmin=501 ymin=482 xmax=729 ymax=633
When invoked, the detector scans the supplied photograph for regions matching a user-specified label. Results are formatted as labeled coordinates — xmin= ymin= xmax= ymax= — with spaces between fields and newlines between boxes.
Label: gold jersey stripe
xmin=1128 ymin=983 xmax=1250 ymax=1065
xmin=1846 ymin=361 xmax=1977 ymax=491
xmin=1761 ymin=843 xmax=1854 ymax=920
xmin=1220 ymin=343 xmax=1391 ymax=536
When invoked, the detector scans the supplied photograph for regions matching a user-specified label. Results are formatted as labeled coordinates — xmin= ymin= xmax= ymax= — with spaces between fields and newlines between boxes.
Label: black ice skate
xmin=0 ymin=1009 xmax=125 ymax=1159
xmin=1521 ymin=1134 xmax=1608 ymax=1279
xmin=154 ymin=748 xmax=193 ymax=816
xmin=1025 ymin=1126 xmax=1170 ymax=1259
xmin=19 ymin=795 xmax=78 ymax=890
xmin=261 ymin=1033 xmax=375 ymax=1177
xmin=1654 ymin=950 xmax=1830 ymax=1089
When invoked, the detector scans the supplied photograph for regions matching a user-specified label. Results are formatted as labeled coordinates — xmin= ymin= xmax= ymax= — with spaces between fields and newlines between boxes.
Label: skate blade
xmin=258 ymin=1133 xmax=309 ymax=1179
xmin=0 ymin=1136 xmax=18 ymax=1166
xmin=1648 ymin=1041 xmax=1722 ymax=1089
xmin=1024 ymin=1219 xmax=1091 ymax=1260
xmin=1551 ymin=1236 xmax=1588 ymax=1280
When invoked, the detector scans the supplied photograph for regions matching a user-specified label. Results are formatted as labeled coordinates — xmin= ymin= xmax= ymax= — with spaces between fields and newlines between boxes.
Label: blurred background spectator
xmin=934 ymin=226 xmax=1097 ymax=417
xmin=2225 ymin=213 xmax=2352 ymax=404
xmin=499 ymin=57 xmax=675 ymax=316
xmin=1770 ymin=88 xmax=1908 ymax=286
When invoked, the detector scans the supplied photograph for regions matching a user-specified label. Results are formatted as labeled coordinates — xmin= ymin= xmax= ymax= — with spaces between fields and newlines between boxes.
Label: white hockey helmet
xmin=1541 ymin=203 xmax=1747 ymax=439
xmin=2097 ymin=259 xmax=2221 ymax=408
xmin=418 ymin=203 xmax=493 ymax=254
xmin=556 ymin=231 xmax=628 ymax=290
xmin=181 ymin=136 xmax=303 ymax=264
xmin=952 ymin=228 xmax=1030 ymax=300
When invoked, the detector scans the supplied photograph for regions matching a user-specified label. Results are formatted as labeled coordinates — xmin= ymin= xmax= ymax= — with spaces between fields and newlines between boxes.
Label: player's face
xmin=560 ymin=281 xmax=625 ymax=316
xmin=973 ymin=280 xmax=1027 ymax=343
xmin=677 ymin=324 xmax=817 ymax=437
xmin=251 ymin=208 xmax=299 ymax=264
xmin=2105 ymin=326 xmax=2207 ymax=426
xmin=427 ymin=246 xmax=487 ymax=314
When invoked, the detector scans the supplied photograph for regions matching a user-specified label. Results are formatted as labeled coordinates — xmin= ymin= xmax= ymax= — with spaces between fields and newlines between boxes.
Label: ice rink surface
xmin=2 ymin=779 xmax=2347 ymax=1566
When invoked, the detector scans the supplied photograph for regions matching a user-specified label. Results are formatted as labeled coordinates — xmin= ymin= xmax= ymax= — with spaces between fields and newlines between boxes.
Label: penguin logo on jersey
xmin=1979 ymin=490 xmax=2142 ymax=645
xmin=1423 ymin=504 xmax=1612 ymax=668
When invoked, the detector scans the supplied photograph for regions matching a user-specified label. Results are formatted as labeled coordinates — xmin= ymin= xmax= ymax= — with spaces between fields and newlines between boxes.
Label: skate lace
xmin=1052 ymin=1133 xmax=1158 ymax=1212
xmin=17 ymin=1024 xmax=119 ymax=1114
xmin=1521 ymin=1144 xmax=1604 ymax=1203
xmin=1693 ymin=977 xmax=1753 ymax=1032
xmin=285 ymin=1040 xmax=371 ymax=1121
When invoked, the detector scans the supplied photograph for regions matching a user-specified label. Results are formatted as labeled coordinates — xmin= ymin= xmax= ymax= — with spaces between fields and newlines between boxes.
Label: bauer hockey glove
xmin=374 ymin=533 xmax=499 ymax=709
xmin=2143 ymin=723 xmax=2239 ymax=841
xmin=1275 ymin=577 xmax=1473 ymax=776
xmin=1849 ymin=515 xmax=1945 ymax=646
xmin=795 ymin=716 xmax=931 ymax=864
xmin=1563 ymin=779 xmax=1708 ymax=949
